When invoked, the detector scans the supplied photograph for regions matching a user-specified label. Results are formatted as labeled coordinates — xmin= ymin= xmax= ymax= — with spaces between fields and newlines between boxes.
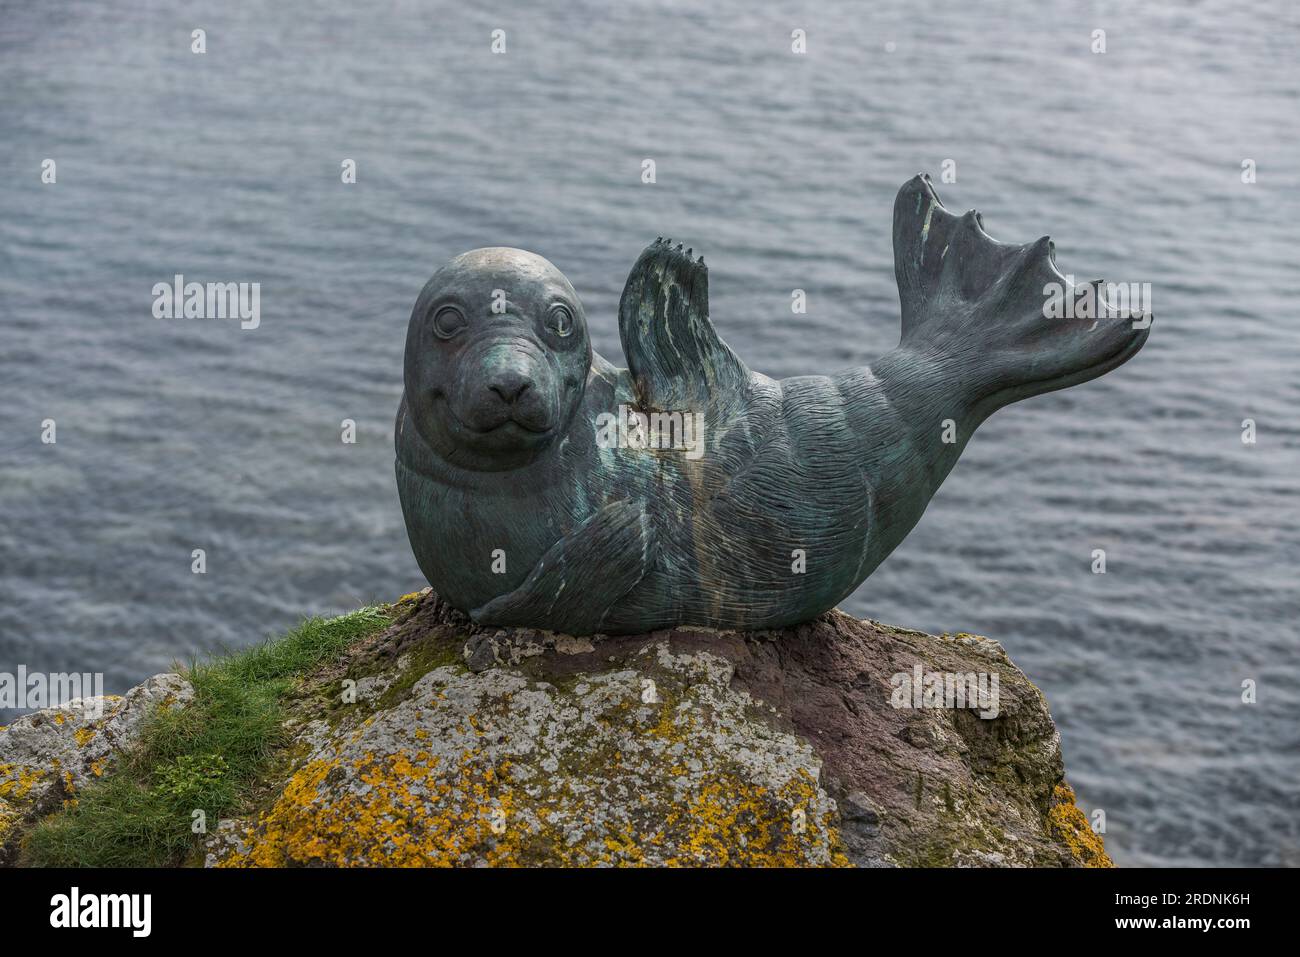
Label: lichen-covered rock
xmin=204 ymin=592 xmax=1111 ymax=868
xmin=0 ymin=673 xmax=193 ymax=864
xmin=210 ymin=641 xmax=844 ymax=867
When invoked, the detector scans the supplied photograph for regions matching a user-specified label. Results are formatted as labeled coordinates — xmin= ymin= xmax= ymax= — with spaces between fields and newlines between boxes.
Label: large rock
xmin=206 ymin=592 xmax=1110 ymax=867
xmin=0 ymin=673 xmax=193 ymax=865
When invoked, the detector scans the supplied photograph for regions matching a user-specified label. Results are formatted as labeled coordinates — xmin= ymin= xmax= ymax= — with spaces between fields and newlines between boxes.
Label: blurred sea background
xmin=2 ymin=0 xmax=1297 ymax=866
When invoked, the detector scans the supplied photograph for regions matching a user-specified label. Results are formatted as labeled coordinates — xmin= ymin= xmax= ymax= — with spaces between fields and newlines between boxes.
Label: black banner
xmin=0 ymin=867 xmax=1275 ymax=942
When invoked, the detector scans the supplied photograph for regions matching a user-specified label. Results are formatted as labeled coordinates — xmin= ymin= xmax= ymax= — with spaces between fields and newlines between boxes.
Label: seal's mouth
xmin=469 ymin=418 xmax=554 ymax=437
xmin=441 ymin=395 xmax=556 ymax=440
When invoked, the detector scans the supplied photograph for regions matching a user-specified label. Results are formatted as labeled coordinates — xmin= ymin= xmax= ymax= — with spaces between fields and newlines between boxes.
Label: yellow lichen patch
xmin=632 ymin=697 xmax=849 ymax=867
xmin=396 ymin=591 xmax=426 ymax=604
xmin=1048 ymin=782 xmax=1113 ymax=868
xmin=74 ymin=727 xmax=97 ymax=748
xmin=659 ymin=769 xmax=850 ymax=868
xmin=218 ymin=736 xmax=849 ymax=868
xmin=0 ymin=765 xmax=45 ymax=802
xmin=0 ymin=800 xmax=18 ymax=844
xmin=220 ymin=750 xmax=530 ymax=867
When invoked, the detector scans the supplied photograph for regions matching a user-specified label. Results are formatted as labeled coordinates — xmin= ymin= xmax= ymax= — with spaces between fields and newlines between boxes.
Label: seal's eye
xmin=546 ymin=304 xmax=574 ymax=338
xmin=432 ymin=305 xmax=467 ymax=340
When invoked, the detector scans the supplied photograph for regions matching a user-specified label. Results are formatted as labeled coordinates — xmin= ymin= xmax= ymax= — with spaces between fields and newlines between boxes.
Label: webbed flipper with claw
xmin=617 ymin=238 xmax=750 ymax=410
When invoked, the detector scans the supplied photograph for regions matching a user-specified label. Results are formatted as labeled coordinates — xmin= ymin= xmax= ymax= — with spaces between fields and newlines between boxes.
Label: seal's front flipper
xmin=618 ymin=239 xmax=749 ymax=409
xmin=470 ymin=499 xmax=655 ymax=635
xmin=892 ymin=174 xmax=1151 ymax=413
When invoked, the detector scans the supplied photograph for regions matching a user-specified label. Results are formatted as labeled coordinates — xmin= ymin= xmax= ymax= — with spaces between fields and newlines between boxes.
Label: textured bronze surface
xmin=396 ymin=176 xmax=1150 ymax=634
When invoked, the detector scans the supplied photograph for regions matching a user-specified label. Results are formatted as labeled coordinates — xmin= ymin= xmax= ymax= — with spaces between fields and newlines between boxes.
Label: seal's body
xmin=397 ymin=176 xmax=1150 ymax=634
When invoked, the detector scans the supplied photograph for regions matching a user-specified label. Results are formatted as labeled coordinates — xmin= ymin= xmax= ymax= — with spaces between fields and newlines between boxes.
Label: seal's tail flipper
xmin=618 ymin=239 xmax=749 ymax=410
xmin=892 ymin=174 xmax=1150 ymax=412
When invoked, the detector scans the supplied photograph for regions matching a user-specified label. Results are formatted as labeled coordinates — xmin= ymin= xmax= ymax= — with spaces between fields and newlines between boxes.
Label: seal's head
xmin=405 ymin=247 xmax=591 ymax=471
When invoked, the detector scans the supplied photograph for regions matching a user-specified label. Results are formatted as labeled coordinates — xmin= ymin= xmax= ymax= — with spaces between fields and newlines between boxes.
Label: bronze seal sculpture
xmin=395 ymin=175 xmax=1150 ymax=634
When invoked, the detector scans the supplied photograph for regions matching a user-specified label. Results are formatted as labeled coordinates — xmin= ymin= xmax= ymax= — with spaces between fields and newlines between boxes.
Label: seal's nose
xmin=487 ymin=369 xmax=532 ymax=405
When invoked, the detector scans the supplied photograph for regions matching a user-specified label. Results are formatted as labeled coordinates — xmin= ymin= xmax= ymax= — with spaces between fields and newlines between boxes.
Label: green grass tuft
xmin=22 ymin=605 xmax=392 ymax=867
